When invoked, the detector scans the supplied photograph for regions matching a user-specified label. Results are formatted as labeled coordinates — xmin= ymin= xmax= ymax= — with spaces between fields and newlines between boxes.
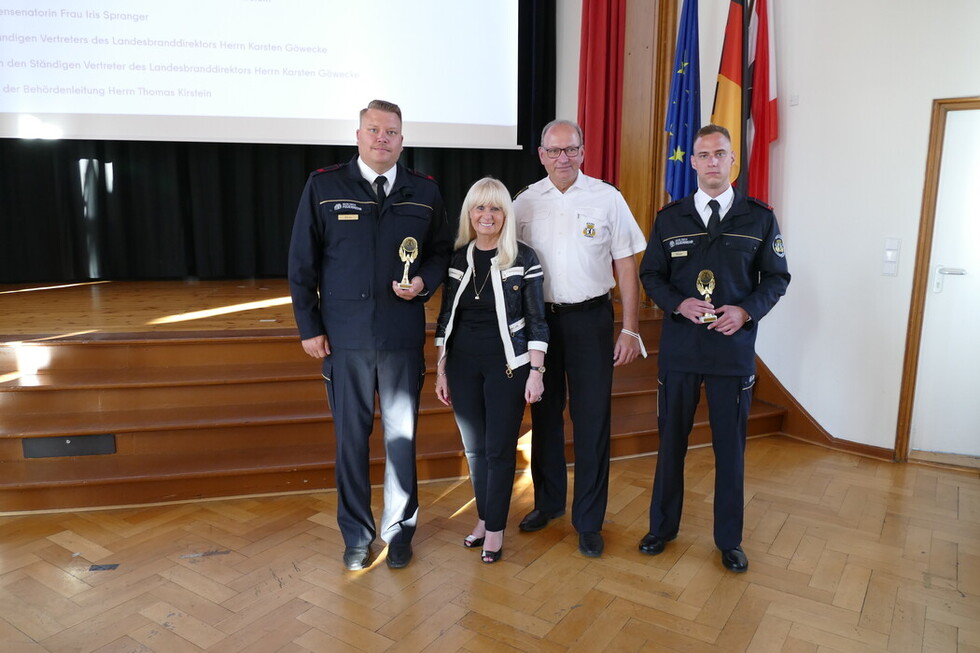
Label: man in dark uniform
xmin=288 ymin=99 xmax=451 ymax=571
xmin=638 ymin=124 xmax=790 ymax=572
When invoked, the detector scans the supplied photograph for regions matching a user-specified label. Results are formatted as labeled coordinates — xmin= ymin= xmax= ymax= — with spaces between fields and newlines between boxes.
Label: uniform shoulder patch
xmin=312 ymin=163 xmax=343 ymax=175
xmin=748 ymin=196 xmax=773 ymax=211
xmin=407 ymin=168 xmax=437 ymax=182
xmin=657 ymin=198 xmax=683 ymax=213
xmin=512 ymin=185 xmax=530 ymax=200
xmin=772 ymin=234 xmax=786 ymax=258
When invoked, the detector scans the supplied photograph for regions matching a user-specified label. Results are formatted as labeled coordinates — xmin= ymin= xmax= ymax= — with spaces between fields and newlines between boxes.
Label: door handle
xmin=933 ymin=265 xmax=967 ymax=292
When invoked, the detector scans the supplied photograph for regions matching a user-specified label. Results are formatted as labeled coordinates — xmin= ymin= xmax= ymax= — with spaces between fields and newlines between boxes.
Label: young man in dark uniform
xmin=638 ymin=124 xmax=790 ymax=572
xmin=288 ymin=100 xmax=451 ymax=571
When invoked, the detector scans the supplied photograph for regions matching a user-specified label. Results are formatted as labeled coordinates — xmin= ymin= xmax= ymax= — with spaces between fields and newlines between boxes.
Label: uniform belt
xmin=547 ymin=293 xmax=610 ymax=313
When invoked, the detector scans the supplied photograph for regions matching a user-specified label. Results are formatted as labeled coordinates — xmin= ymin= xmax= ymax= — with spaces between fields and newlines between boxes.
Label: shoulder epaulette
xmin=512 ymin=185 xmax=530 ymax=200
xmin=601 ymin=179 xmax=622 ymax=192
xmin=408 ymin=168 xmax=437 ymax=182
xmin=312 ymin=163 xmax=343 ymax=175
xmin=748 ymin=196 xmax=774 ymax=211
xmin=657 ymin=198 xmax=683 ymax=212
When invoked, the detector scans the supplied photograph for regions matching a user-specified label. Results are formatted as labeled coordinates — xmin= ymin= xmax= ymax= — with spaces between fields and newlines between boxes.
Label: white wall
xmin=700 ymin=0 xmax=980 ymax=449
xmin=560 ymin=0 xmax=980 ymax=450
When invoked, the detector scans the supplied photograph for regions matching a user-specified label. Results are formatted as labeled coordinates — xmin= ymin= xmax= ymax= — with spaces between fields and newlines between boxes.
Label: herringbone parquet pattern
xmin=1 ymin=435 xmax=978 ymax=652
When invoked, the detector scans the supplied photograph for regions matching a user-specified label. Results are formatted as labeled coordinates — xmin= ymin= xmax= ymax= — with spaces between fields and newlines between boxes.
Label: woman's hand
xmin=435 ymin=373 xmax=451 ymax=406
xmin=524 ymin=370 xmax=544 ymax=404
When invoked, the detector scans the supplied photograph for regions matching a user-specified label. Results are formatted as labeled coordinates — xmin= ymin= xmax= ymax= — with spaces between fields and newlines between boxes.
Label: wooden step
xmin=0 ymin=331 xmax=305 ymax=373
xmin=0 ymin=396 xmax=785 ymax=511
xmin=0 ymin=312 xmax=663 ymax=373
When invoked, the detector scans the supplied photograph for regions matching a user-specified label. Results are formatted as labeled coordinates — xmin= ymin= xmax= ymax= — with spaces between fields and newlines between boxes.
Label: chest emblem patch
xmin=582 ymin=222 xmax=596 ymax=238
xmin=333 ymin=202 xmax=363 ymax=212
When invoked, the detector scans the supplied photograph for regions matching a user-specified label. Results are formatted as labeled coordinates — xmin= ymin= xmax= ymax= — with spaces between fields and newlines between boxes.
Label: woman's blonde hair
xmin=454 ymin=177 xmax=518 ymax=268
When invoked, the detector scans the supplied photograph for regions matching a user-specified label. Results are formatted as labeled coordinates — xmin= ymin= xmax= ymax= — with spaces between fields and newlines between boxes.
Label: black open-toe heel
xmin=481 ymin=548 xmax=502 ymax=564
xmin=463 ymin=535 xmax=485 ymax=549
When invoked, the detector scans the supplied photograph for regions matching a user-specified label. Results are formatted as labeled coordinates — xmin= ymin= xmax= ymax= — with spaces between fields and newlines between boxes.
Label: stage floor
xmin=0 ymin=279 xmax=451 ymax=343
xmin=0 ymin=279 xmax=299 ymax=341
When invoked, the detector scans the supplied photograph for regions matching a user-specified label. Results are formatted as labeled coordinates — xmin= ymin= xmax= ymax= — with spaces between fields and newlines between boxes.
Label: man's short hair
xmin=360 ymin=99 xmax=402 ymax=123
xmin=540 ymin=119 xmax=584 ymax=147
xmin=694 ymin=124 xmax=731 ymax=143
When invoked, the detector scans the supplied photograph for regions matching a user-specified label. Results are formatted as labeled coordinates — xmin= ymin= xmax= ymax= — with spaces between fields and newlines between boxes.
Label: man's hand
xmin=613 ymin=332 xmax=640 ymax=366
xmin=301 ymin=334 xmax=330 ymax=358
xmin=707 ymin=305 xmax=749 ymax=336
xmin=392 ymin=276 xmax=424 ymax=301
xmin=678 ymin=297 xmax=715 ymax=324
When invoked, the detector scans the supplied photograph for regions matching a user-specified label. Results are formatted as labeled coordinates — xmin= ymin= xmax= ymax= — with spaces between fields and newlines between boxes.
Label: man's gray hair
xmin=540 ymin=119 xmax=583 ymax=146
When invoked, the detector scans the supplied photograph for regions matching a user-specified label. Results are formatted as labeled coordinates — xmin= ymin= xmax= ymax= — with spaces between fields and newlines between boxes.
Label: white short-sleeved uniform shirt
xmin=513 ymin=172 xmax=647 ymax=304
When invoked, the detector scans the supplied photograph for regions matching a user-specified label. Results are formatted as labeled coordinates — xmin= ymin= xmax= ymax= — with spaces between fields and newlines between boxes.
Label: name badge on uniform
xmin=671 ymin=250 xmax=688 ymax=258
xmin=337 ymin=214 xmax=359 ymax=221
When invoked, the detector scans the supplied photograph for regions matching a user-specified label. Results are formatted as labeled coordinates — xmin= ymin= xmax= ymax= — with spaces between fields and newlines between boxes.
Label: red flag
xmin=747 ymin=0 xmax=778 ymax=202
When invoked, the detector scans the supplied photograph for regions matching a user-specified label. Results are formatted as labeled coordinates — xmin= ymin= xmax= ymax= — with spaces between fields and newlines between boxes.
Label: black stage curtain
xmin=0 ymin=1 xmax=555 ymax=284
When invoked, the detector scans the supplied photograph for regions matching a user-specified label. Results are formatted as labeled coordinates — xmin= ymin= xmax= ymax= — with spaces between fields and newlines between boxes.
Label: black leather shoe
xmin=518 ymin=508 xmax=565 ymax=532
xmin=721 ymin=547 xmax=748 ymax=573
xmin=343 ymin=546 xmax=370 ymax=571
xmin=386 ymin=543 xmax=413 ymax=569
xmin=638 ymin=532 xmax=676 ymax=556
xmin=578 ymin=531 xmax=604 ymax=557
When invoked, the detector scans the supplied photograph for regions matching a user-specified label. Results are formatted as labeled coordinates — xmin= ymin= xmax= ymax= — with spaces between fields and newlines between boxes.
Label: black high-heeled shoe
xmin=481 ymin=548 xmax=502 ymax=564
xmin=463 ymin=534 xmax=485 ymax=549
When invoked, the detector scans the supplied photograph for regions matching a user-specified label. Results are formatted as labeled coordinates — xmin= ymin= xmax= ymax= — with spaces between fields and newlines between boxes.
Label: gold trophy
xmin=398 ymin=237 xmax=419 ymax=289
xmin=696 ymin=269 xmax=717 ymax=323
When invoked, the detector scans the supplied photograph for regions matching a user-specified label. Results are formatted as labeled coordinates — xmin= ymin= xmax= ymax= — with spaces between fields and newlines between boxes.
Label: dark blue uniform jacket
xmin=288 ymin=157 xmax=452 ymax=350
xmin=640 ymin=191 xmax=790 ymax=376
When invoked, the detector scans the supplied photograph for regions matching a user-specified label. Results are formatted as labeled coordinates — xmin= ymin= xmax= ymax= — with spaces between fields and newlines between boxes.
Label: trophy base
xmin=699 ymin=314 xmax=717 ymax=324
xmin=398 ymin=282 xmax=413 ymax=290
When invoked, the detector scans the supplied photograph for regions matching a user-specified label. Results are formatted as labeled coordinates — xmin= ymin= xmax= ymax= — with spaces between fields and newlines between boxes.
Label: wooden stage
xmin=0 ymin=279 xmax=303 ymax=341
xmin=0 ymin=279 xmax=786 ymax=513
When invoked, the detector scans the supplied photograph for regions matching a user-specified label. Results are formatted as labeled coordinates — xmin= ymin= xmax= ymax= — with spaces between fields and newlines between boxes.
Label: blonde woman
xmin=434 ymin=177 xmax=549 ymax=563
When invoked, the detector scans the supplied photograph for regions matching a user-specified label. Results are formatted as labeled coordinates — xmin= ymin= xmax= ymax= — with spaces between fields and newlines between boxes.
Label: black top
xmin=450 ymin=247 xmax=502 ymax=356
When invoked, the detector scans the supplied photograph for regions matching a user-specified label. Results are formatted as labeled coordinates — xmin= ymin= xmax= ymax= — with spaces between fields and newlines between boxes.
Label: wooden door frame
xmin=895 ymin=96 xmax=980 ymax=461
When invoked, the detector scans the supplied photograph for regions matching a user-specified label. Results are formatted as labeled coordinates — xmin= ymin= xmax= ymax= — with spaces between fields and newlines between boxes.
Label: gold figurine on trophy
xmin=398 ymin=237 xmax=419 ymax=289
xmin=696 ymin=269 xmax=717 ymax=323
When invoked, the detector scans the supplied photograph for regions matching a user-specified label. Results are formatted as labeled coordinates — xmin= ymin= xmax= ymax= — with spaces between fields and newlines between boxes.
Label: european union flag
xmin=665 ymin=0 xmax=701 ymax=201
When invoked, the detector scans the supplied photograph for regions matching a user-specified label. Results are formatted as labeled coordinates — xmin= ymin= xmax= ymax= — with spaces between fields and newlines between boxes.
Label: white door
xmin=910 ymin=108 xmax=980 ymax=458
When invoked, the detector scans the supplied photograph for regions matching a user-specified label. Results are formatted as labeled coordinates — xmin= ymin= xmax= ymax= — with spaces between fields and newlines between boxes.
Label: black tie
xmin=374 ymin=175 xmax=387 ymax=206
xmin=707 ymin=199 xmax=721 ymax=239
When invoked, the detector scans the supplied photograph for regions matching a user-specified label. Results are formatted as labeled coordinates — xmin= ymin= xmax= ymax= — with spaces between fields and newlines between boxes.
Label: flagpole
xmin=740 ymin=0 xmax=753 ymax=193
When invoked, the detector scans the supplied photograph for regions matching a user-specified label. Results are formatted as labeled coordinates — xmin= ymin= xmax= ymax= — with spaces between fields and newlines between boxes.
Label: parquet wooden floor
xmin=1 ymin=435 xmax=978 ymax=652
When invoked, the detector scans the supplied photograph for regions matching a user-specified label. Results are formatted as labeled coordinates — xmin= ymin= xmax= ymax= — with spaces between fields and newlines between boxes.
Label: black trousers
xmin=648 ymin=370 xmax=754 ymax=550
xmin=447 ymin=351 xmax=529 ymax=532
xmin=322 ymin=348 xmax=424 ymax=548
xmin=529 ymin=299 xmax=614 ymax=533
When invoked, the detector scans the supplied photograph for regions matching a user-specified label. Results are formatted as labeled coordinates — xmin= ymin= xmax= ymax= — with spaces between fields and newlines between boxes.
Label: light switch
xmin=882 ymin=238 xmax=900 ymax=276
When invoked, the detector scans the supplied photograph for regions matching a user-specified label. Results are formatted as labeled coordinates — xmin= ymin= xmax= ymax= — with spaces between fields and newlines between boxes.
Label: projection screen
xmin=0 ymin=0 xmax=520 ymax=148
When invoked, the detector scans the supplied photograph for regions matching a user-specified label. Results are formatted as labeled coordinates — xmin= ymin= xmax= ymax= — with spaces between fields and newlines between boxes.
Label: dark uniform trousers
xmin=650 ymin=370 xmax=754 ymax=550
xmin=324 ymin=348 xmax=424 ymax=548
xmin=529 ymin=298 xmax=614 ymax=533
